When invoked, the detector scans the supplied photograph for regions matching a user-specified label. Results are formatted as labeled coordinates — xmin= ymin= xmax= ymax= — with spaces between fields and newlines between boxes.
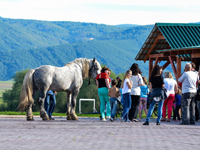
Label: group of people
xmin=96 ymin=64 xmax=148 ymax=122
xmin=96 ymin=62 xmax=200 ymax=125
xmin=43 ymin=61 xmax=200 ymax=125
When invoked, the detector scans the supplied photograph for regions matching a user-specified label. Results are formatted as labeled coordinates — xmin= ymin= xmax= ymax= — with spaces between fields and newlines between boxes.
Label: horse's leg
xmin=66 ymin=91 xmax=72 ymax=120
xmin=26 ymin=89 xmax=36 ymax=121
xmin=38 ymin=90 xmax=49 ymax=121
xmin=71 ymin=89 xmax=79 ymax=121
xmin=26 ymin=104 xmax=34 ymax=121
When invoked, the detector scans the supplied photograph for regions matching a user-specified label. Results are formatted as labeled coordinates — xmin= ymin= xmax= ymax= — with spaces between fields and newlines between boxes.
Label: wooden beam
xmin=144 ymin=33 xmax=161 ymax=63
xmin=192 ymin=49 xmax=200 ymax=54
xmin=149 ymin=58 xmax=153 ymax=81
xmin=166 ymin=44 xmax=171 ymax=49
xmin=162 ymin=60 xmax=170 ymax=70
xmin=145 ymin=43 xmax=169 ymax=45
xmin=153 ymin=57 xmax=159 ymax=69
xmin=148 ymin=36 xmax=165 ymax=40
xmin=169 ymin=56 xmax=177 ymax=80
xmin=157 ymin=36 xmax=165 ymax=39
xmin=170 ymin=51 xmax=177 ymax=56
xmin=176 ymin=57 xmax=181 ymax=82
xmin=138 ymin=53 xmax=147 ymax=55
xmin=184 ymin=50 xmax=193 ymax=54
xmin=149 ymin=53 xmax=164 ymax=58
xmin=148 ymin=37 xmax=157 ymax=39
xmin=191 ymin=53 xmax=200 ymax=58
xmin=152 ymin=31 xmax=162 ymax=33
xmin=142 ymin=48 xmax=167 ymax=50
xmin=163 ymin=52 xmax=170 ymax=57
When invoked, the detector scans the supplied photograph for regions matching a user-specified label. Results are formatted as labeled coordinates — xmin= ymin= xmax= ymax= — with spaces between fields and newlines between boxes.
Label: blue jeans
xmin=146 ymin=100 xmax=164 ymax=123
xmin=181 ymin=92 xmax=196 ymax=124
xmin=121 ymin=93 xmax=131 ymax=122
xmin=110 ymin=97 xmax=118 ymax=119
xmin=44 ymin=92 xmax=56 ymax=118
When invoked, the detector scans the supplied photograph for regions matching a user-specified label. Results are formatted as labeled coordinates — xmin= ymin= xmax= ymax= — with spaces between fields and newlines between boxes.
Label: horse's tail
xmin=18 ymin=69 xmax=35 ymax=111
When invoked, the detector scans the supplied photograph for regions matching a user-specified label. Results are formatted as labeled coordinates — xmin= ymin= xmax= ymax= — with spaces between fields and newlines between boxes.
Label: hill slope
xmin=0 ymin=17 xmax=130 ymax=50
xmin=0 ymin=39 xmax=151 ymax=80
xmin=0 ymin=17 xmax=155 ymax=80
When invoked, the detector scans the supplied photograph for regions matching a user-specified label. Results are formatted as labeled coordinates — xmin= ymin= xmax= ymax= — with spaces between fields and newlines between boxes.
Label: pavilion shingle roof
xmin=135 ymin=23 xmax=200 ymax=61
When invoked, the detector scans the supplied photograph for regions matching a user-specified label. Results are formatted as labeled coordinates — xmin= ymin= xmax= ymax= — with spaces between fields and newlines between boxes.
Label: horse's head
xmin=89 ymin=58 xmax=101 ymax=79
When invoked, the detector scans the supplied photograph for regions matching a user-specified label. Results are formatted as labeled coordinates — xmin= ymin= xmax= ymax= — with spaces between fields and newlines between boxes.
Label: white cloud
xmin=0 ymin=0 xmax=200 ymax=25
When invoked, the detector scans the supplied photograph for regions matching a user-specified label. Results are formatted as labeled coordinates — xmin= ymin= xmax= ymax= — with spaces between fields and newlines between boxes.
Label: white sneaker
xmin=132 ymin=119 xmax=138 ymax=122
xmin=106 ymin=116 xmax=110 ymax=119
xmin=102 ymin=118 xmax=106 ymax=121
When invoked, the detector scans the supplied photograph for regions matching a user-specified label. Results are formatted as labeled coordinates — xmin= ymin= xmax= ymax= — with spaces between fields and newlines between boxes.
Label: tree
xmin=3 ymin=69 xmax=29 ymax=111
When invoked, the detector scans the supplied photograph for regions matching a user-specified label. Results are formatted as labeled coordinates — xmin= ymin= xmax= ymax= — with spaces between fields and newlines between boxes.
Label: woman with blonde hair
xmin=119 ymin=70 xmax=133 ymax=122
xmin=161 ymin=72 xmax=178 ymax=122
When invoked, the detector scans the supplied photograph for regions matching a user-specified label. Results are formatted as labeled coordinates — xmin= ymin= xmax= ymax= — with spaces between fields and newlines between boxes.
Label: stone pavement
xmin=0 ymin=115 xmax=200 ymax=150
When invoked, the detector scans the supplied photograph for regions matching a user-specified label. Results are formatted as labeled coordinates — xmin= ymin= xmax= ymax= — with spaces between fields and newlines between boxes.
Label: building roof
xmin=135 ymin=23 xmax=200 ymax=61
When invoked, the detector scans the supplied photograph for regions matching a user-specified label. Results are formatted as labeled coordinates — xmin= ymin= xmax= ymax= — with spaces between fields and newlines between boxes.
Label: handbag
xmin=151 ymin=88 xmax=167 ymax=103
xmin=153 ymin=97 xmax=161 ymax=102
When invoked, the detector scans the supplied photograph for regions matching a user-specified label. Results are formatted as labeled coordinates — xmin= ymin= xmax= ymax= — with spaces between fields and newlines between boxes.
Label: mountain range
xmin=0 ymin=17 xmax=184 ymax=80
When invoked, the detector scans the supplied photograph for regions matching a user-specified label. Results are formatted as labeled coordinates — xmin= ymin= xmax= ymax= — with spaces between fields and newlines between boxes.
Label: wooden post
xmin=153 ymin=57 xmax=159 ymax=69
xmin=162 ymin=60 xmax=170 ymax=70
xmin=176 ymin=57 xmax=182 ymax=118
xmin=168 ymin=56 xmax=177 ymax=81
xmin=176 ymin=57 xmax=181 ymax=80
xmin=149 ymin=58 xmax=153 ymax=81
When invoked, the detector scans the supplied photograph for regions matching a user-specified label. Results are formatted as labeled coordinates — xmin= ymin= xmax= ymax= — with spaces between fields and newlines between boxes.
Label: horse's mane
xmin=64 ymin=58 xmax=90 ymax=79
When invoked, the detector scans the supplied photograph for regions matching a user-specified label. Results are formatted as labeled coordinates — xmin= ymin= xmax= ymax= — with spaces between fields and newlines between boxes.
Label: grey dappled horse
xmin=18 ymin=58 xmax=101 ymax=121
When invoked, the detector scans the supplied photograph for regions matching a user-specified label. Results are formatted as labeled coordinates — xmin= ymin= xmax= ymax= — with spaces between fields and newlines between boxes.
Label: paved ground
xmin=0 ymin=115 xmax=200 ymax=150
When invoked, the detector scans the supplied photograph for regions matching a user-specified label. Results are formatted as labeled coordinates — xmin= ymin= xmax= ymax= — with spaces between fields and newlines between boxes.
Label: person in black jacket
xmin=143 ymin=65 xmax=166 ymax=125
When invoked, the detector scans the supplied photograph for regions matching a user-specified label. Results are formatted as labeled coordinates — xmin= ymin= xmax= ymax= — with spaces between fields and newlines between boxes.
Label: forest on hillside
xmin=0 ymin=17 xmax=154 ymax=80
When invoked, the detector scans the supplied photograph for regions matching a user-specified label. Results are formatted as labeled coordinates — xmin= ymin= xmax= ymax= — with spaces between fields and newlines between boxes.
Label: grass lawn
xmin=0 ymin=111 xmax=101 ymax=117
xmin=0 ymin=111 xmax=153 ymax=119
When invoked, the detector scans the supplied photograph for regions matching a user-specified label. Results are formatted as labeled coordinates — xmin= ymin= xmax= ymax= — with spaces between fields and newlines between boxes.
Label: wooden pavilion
xmin=135 ymin=23 xmax=200 ymax=81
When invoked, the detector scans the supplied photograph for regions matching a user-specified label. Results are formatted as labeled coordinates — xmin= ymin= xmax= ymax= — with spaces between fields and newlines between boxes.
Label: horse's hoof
xmin=72 ymin=117 xmax=79 ymax=121
xmin=40 ymin=111 xmax=49 ymax=121
xmin=71 ymin=115 xmax=79 ymax=121
xmin=67 ymin=115 xmax=72 ymax=120
xmin=41 ymin=115 xmax=49 ymax=121
xmin=27 ymin=117 xmax=34 ymax=121
xmin=42 ymin=118 xmax=49 ymax=121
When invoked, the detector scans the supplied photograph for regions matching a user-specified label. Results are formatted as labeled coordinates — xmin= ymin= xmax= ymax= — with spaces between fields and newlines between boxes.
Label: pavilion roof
xmin=135 ymin=23 xmax=200 ymax=62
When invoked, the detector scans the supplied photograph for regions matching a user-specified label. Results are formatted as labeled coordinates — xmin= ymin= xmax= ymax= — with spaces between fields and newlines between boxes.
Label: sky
xmin=0 ymin=0 xmax=200 ymax=25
